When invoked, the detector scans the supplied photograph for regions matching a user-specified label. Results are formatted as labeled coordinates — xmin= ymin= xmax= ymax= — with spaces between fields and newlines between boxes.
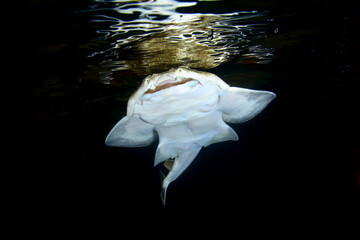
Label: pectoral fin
xmin=105 ymin=115 xmax=155 ymax=147
xmin=219 ymin=87 xmax=276 ymax=124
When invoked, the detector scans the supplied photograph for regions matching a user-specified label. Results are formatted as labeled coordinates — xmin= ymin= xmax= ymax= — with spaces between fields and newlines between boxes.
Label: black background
xmin=8 ymin=0 xmax=360 ymax=238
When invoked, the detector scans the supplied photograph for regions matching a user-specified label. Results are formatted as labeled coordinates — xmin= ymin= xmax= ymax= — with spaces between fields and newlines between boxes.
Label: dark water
xmin=12 ymin=0 xmax=359 ymax=238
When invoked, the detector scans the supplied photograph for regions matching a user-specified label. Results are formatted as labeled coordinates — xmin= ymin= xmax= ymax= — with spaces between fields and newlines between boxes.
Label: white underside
xmin=105 ymin=67 xmax=276 ymax=204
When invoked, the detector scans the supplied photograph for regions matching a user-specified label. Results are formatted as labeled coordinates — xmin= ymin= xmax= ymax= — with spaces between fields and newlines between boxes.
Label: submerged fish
xmin=105 ymin=67 xmax=276 ymax=204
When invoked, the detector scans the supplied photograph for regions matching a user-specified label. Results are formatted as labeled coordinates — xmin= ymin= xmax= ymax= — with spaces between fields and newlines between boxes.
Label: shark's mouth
xmin=144 ymin=78 xmax=197 ymax=95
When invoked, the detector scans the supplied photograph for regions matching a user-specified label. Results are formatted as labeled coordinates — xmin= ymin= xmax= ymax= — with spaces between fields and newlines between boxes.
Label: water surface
xmin=80 ymin=0 xmax=276 ymax=83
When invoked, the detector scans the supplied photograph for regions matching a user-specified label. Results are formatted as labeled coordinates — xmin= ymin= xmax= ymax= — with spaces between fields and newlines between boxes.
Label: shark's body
xmin=105 ymin=67 xmax=276 ymax=203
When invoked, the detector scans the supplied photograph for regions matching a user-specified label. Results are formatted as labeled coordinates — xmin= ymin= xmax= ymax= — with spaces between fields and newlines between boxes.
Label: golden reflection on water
xmin=120 ymin=15 xmax=242 ymax=70
xmin=82 ymin=0 xmax=273 ymax=84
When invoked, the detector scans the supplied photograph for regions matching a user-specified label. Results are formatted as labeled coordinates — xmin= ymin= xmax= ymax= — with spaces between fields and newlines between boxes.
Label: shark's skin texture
xmin=105 ymin=67 xmax=276 ymax=204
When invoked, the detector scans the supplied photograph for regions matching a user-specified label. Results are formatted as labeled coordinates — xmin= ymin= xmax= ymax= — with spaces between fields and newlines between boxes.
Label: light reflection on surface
xmin=82 ymin=0 xmax=275 ymax=84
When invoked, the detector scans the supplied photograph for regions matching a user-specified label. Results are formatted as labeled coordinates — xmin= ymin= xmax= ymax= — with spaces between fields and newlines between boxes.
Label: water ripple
xmin=80 ymin=0 xmax=275 ymax=84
